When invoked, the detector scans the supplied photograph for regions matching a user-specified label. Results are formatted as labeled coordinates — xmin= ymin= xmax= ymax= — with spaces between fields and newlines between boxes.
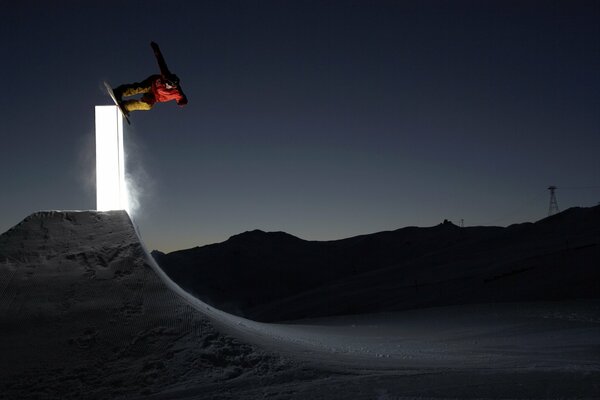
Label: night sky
xmin=1 ymin=1 xmax=598 ymax=252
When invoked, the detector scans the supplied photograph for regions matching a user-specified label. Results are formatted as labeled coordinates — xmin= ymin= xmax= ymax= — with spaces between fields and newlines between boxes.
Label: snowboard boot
xmin=112 ymin=87 xmax=124 ymax=103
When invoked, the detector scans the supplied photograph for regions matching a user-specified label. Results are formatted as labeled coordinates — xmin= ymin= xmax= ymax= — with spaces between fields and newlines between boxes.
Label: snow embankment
xmin=0 ymin=211 xmax=313 ymax=399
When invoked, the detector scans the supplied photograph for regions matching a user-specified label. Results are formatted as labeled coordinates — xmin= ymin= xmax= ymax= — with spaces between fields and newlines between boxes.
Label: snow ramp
xmin=0 ymin=211 xmax=320 ymax=399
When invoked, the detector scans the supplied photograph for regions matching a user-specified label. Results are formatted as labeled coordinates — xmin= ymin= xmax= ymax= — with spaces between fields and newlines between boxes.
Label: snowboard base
xmin=103 ymin=82 xmax=131 ymax=125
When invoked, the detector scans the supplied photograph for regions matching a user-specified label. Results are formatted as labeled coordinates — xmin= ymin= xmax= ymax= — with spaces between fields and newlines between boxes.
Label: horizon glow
xmin=95 ymin=106 xmax=129 ymax=212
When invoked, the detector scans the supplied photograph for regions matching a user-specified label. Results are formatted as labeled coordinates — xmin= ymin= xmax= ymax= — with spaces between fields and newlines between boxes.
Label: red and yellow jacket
xmin=151 ymin=76 xmax=187 ymax=105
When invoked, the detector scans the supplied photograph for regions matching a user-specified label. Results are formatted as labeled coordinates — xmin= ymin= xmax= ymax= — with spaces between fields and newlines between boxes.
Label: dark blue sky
xmin=1 ymin=1 xmax=598 ymax=251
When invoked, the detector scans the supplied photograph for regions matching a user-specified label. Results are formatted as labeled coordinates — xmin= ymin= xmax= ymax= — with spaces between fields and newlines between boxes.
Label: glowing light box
xmin=95 ymin=105 xmax=127 ymax=211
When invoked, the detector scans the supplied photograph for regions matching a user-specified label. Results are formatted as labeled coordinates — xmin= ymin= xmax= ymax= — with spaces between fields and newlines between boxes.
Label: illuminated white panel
xmin=95 ymin=106 xmax=128 ymax=211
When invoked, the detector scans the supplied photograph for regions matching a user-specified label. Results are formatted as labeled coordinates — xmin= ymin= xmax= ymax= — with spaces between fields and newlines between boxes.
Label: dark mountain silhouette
xmin=153 ymin=206 xmax=600 ymax=322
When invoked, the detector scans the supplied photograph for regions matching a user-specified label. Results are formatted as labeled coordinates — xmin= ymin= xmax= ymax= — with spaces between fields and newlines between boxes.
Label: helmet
xmin=165 ymin=74 xmax=180 ymax=89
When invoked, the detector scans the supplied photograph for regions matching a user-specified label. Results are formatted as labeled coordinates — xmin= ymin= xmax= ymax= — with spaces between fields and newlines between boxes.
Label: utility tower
xmin=547 ymin=186 xmax=559 ymax=216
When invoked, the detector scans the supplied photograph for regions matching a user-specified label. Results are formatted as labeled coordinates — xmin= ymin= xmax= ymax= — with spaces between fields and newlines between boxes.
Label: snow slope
xmin=0 ymin=211 xmax=317 ymax=399
xmin=1 ymin=211 xmax=599 ymax=399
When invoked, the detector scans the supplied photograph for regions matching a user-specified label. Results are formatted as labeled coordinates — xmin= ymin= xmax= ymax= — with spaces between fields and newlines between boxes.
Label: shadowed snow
xmin=1 ymin=211 xmax=599 ymax=399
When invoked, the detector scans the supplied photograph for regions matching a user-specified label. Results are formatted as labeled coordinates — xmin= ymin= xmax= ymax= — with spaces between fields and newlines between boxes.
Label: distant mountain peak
xmin=227 ymin=229 xmax=302 ymax=243
xmin=437 ymin=219 xmax=458 ymax=227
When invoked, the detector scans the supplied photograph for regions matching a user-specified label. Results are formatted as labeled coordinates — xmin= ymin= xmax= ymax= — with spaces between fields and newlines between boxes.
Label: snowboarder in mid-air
xmin=107 ymin=41 xmax=188 ymax=117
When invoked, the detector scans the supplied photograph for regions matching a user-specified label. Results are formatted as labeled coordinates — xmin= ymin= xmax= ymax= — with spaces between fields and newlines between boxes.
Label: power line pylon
xmin=548 ymin=186 xmax=559 ymax=216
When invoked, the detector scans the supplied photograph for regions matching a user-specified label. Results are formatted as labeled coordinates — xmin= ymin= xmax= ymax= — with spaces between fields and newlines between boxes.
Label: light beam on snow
xmin=95 ymin=106 xmax=129 ymax=212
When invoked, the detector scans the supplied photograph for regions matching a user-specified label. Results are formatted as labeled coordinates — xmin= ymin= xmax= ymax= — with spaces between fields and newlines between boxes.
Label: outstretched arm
xmin=151 ymin=41 xmax=172 ymax=78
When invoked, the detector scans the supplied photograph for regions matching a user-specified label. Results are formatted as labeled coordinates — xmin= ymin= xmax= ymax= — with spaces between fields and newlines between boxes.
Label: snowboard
xmin=103 ymin=81 xmax=131 ymax=125
xmin=151 ymin=41 xmax=172 ymax=79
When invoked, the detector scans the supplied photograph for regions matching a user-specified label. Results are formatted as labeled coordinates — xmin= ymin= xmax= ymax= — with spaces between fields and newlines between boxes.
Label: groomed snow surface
xmin=0 ymin=211 xmax=598 ymax=399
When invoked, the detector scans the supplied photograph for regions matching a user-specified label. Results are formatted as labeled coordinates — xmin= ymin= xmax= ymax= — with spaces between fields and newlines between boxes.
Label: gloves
xmin=177 ymin=96 xmax=188 ymax=106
